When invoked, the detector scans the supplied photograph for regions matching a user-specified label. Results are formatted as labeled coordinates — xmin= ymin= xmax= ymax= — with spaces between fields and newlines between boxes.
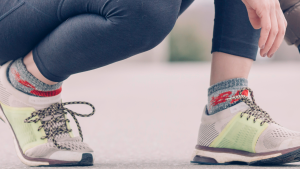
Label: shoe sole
xmin=0 ymin=103 xmax=94 ymax=167
xmin=191 ymin=145 xmax=300 ymax=166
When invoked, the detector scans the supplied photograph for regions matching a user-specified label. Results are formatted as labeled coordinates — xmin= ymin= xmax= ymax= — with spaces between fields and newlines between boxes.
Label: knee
xmin=109 ymin=0 xmax=181 ymax=51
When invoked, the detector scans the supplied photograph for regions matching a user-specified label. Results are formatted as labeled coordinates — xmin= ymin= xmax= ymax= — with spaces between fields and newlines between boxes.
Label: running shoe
xmin=0 ymin=61 xmax=95 ymax=166
xmin=191 ymin=87 xmax=300 ymax=166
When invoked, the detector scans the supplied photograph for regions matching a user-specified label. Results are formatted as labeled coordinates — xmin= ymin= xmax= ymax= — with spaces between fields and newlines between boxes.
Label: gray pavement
xmin=1 ymin=62 xmax=300 ymax=168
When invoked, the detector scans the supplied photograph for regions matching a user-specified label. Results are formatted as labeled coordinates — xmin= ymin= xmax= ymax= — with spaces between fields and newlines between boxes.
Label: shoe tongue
xmin=9 ymin=93 xmax=62 ymax=110
xmin=40 ymin=109 xmax=72 ymax=141
xmin=28 ymin=95 xmax=62 ymax=110
xmin=230 ymin=102 xmax=249 ymax=114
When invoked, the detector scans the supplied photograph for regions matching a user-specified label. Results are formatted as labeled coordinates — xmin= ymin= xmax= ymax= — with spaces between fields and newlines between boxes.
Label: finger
xmin=248 ymin=10 xmax=262 ymax=29
xmin=257 ymin=3 xmax=271 ymax=50
xmin=283 ymin=12 xmax=287 ymax=27
xmin=243 ymin=0 xmax=261 ymax=29
xmin=267 ymin=5 xmax=286 ymax=57
xmin=260 ymin=3 xmax=278 ymax=57
xmin=279 ymin=5 xmax=288 ymax=28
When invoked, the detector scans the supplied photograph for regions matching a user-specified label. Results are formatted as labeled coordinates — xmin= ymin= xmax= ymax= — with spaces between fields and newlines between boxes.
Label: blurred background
xmin=1 ymin=1 xmax=300 ymax=168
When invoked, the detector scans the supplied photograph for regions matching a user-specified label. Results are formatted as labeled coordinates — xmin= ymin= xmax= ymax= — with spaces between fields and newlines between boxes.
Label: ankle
xmin=8 ymin=58 xmax=63 ymax=97
xmin=23 ymin=51 xmax=58 ymax=85
xmin=210 ymin=52 xmax=252 ymax=86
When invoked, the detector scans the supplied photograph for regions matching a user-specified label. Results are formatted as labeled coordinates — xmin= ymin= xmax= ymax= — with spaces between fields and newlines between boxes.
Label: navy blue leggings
xmin=0 ymin=0 xmax=259 ymax=82
xmin=212 ymin=0 xmax=260 ymax=60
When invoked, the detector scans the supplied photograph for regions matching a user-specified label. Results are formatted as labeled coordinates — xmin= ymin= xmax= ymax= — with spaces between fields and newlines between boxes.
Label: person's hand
xmin=242 ymin=0 xmax=287 ymax=58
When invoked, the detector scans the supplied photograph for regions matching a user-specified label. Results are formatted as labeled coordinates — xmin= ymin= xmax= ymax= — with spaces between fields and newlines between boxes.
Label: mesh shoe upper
xmin=25 ymin=136 xmax=93 ymax=158
xmin=197 ymin=88 xmax=300 ymax=153
xmin=255 ymin=123 xmax=300 ymax=153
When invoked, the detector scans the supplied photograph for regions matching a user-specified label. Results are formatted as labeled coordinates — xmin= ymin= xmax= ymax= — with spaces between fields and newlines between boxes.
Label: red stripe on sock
xmin=30 ymin=87 xmax=62 ymax=97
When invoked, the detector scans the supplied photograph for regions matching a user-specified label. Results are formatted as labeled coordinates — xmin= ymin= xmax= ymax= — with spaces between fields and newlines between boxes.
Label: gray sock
xmin=207 ymin=78 xmax=248 ymax=115
xmin=8 ymin=58 xmax=63 ymax=97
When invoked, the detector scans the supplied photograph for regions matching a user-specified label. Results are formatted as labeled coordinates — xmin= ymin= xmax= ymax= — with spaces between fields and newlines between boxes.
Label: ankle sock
xmin=207 ymin=78 xmax=248 ymax=115
xmin=7 ymin=58 xmax=63 ymax=97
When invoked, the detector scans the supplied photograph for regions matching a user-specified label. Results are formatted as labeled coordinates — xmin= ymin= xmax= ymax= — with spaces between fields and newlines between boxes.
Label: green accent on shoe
xmin=209 ymin=112 xmax=268 ymax=153
xmin=1 ymin=103 xmax=47 ymax=153
xmin=65 ymin=114 xmax=74 ymax=138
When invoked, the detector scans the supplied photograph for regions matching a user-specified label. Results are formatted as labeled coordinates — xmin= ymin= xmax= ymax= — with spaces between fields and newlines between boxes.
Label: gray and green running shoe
xmin=0 ymin=61 xmax=95 ymax=166
xmin=191 ymin=88 xmax=300 ymax=166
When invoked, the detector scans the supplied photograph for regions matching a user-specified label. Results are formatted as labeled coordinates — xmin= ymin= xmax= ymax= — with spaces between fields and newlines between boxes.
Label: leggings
xmin=0 ymin=0 xmax=259 ymax=82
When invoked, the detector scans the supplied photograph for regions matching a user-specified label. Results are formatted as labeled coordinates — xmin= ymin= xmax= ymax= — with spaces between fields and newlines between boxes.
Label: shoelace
xmin=226 ymin=87 xmax=276 ymax=126
xmin=24 ymin=101 xmax=95 ymax=150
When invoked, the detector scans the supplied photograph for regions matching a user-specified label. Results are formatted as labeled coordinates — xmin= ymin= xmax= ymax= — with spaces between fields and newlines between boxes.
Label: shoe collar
xmin=0 ymin=61 xmax=62 ymax=110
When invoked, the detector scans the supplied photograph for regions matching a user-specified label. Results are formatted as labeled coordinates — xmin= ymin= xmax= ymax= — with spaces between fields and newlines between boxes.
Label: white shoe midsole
xmin=49 ymin=151 xmax=87 ymax=161
xmin=191 ymin=149 xmax=282 ymax=163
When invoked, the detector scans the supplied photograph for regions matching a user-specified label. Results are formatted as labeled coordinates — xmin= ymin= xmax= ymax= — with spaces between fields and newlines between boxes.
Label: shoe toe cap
xmin=278 ymin=138 xmax=300 ymax=150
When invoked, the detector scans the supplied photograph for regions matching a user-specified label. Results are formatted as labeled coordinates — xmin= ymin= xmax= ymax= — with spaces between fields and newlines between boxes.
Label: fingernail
xmin=263 ymin=53 xmax=267 ymax=57
xmin=261 ymin=45 xmax=265 ymax=49
xmin=270 ymin=54 xmax=274 ymax=58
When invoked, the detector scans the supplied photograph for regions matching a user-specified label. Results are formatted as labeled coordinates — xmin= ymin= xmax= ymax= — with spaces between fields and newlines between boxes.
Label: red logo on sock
xmin=210 ymin=91 xmax=232 ymax=108
xmin=209 ymin=89 xmax=248 ymax=111
xmin=11 ymin=68 xmax=62 ymax=97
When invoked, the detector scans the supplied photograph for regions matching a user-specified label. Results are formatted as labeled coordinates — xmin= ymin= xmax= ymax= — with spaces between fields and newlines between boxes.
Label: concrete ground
xmin=1 ymin=61 xmax=300 ymax=168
